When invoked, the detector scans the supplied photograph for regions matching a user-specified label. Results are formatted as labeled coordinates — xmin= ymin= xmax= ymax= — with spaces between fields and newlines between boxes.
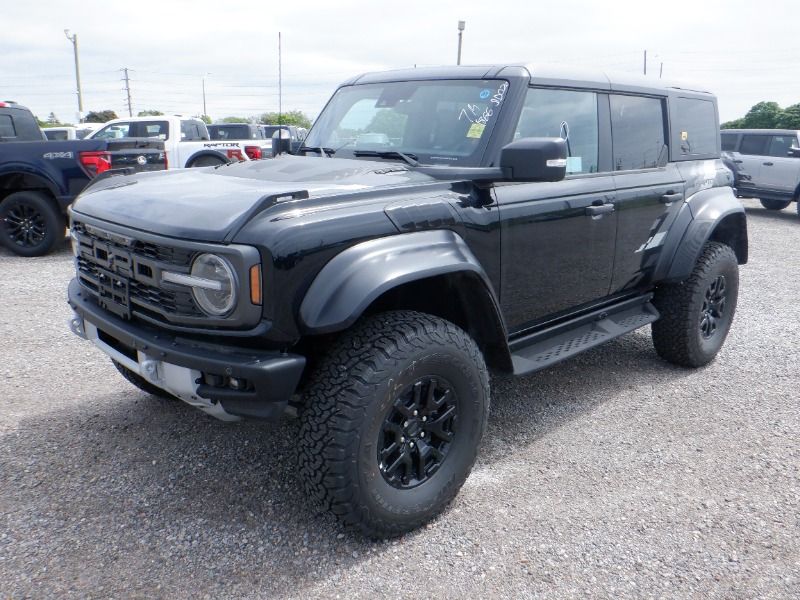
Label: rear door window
xmin=767 ymin=135 xmax=798 ymax=158
xmin=610 ymin=95 xmax=667 ymax=170
xmin=135 ymin=121 xmax=169 ymax=139
xmin=515 ymin=88 xmax=600 ymax=174
xmin=739 ymin=135 xmax=770 ymax=156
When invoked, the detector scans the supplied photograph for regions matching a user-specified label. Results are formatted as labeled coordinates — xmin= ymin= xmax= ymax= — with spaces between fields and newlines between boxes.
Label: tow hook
xmin=68 ymin=313 xmax=86 ymax=339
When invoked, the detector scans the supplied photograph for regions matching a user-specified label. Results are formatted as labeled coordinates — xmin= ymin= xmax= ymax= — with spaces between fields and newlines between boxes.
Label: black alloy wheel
xmin=699 ymin=275 xmax=727 ymax=339
xmin=0 ymin=191 xmax=64 ymax=257
xmin=378 ymin=377 xmax=458 ymax=489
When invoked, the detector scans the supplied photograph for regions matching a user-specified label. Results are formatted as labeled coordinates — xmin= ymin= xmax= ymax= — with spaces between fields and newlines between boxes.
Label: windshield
xmin=304 ymin=79 xmax=509 ymax=166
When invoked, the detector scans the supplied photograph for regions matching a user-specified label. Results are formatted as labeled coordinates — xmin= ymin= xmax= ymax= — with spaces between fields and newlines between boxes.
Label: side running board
xmin=509 ymin=295 xmax=660 ymax=376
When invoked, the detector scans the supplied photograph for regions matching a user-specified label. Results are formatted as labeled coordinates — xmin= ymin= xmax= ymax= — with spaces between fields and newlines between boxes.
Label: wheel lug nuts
xmin=400 ymin=436 xmax=405 ymax=442
xmin=420 ymin=432 xmax=425 ymax=437
xmin=422 ymin=416 xmax=427 ymax=422
xmin=403 ymin=421 xmax=409 ymax=427
xmin=410 ymin=442 xmax=415 ymax=447
xmin=413 ymin=410 xmax=418 ymax=416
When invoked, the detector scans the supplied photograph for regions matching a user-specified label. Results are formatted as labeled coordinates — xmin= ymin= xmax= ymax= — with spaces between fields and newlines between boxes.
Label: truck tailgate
xmin=107 ymin=138 xmax=166 ymax=172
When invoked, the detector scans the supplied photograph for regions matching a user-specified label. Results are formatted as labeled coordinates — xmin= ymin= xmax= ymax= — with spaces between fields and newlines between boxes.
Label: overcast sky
xmin=2 ymin=0 xmax=797 ymax=124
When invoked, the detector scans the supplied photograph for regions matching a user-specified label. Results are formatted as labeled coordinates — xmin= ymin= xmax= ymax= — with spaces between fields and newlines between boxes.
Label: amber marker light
xmin=249 ymin=265 xmax=262 ymax=305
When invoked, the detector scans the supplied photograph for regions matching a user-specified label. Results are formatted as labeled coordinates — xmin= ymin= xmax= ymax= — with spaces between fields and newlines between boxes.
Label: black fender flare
xmin=661 ymin=186 xmax=748 ymax=283
xmin=0 ymin=166 xmax=61 ymax=198
xmin=299 ymin=229 xmax=504 ymax=335
xmin=184 ymin=149 xmax=231 ymax=167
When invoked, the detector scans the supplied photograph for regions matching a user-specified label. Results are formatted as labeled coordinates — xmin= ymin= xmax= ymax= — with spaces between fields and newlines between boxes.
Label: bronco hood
xmin=71 ymin=155 xmax=438 ymax=242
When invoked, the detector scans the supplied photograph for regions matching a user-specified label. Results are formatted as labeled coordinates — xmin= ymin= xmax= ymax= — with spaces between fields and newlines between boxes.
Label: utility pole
xmin=64 ymin=30 xmax=83 ymax=122
xmin=659 ymin=62 xmax=663 ymax=79
xmin=202 ymin=75 xmax=207 ymax=117
xmin=122 ymin=68 xmax=132 ymax=117
xmin=457 ymin=21 xmax=465 ymax=65
xmin=643 ymin=50 xmax=647 ymax=75
xmin=278 ymin=32 xmax=282 ymax=126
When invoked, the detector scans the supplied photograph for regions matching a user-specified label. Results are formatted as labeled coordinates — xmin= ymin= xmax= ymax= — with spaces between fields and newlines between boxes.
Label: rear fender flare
xmin=663 ymin=186 xmax=748 ymax=282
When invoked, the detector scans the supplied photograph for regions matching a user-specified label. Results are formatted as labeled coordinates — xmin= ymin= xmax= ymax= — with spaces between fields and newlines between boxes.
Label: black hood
xmin=71 ymin=155 xmax=438 ymax=242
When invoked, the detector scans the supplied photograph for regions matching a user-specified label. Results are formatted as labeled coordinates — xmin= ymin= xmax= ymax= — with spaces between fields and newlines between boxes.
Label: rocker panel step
xmin=510 ymin=300 xmax=659 ymax=376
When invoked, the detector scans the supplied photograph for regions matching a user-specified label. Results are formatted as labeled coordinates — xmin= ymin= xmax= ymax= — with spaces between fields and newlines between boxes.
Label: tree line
xmin=38 ymin=109 xmax=312 ymax=129
xmin=722 ymin=101 xmax=800 ymax=130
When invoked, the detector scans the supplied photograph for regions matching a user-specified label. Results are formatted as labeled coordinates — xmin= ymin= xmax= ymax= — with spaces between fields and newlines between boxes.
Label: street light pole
xmin=457 ymin=21 xmax=465 ymax=65
xmin=64 ymin=29 xmax=83 ymax=122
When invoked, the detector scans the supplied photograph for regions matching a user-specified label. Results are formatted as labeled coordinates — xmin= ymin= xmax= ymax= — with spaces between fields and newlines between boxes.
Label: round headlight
xmin=190 ymin=253 xmax=237 ymax=316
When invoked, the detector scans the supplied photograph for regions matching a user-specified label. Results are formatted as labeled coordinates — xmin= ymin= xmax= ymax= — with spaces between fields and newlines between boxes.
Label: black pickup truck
xmin=0 ymin=102 xmax=165 ymax=256
xmin=67 ymin=65 xmax=746 ymax=537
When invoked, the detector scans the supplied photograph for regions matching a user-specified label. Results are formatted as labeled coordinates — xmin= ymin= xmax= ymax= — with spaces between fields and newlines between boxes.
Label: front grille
xmin=73 ymin=220 xmax=205 ymax=322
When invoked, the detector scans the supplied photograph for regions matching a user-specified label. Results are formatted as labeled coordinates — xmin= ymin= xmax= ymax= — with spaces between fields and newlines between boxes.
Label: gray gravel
xmin=1 ymin=198 xmax=798 ymax=599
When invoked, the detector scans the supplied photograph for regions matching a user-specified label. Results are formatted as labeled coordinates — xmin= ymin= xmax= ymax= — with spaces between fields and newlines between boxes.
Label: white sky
xmin=1 ymin=0 xmax=798 ymax=124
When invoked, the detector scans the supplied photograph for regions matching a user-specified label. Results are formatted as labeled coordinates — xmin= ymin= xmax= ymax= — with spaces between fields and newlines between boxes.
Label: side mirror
xmin=499 ymin=137 xmax=568 ymax=182
xmin=788 ymin=147 xmax=800 ymax=158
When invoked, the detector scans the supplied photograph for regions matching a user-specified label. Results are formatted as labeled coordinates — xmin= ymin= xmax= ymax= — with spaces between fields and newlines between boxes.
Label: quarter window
xmin=0 ymin=114 xmax=17 ymax=138
xmin=739 ymin=135 xmax=769 ymax=156
xmin=610 ymin=95 xmax=666 ymax=170
xmin=138 ymin=121 xmax=169 ymax=139
xmin=94 ymin=122 xmax=131 ymax=139
xmin=675 ymin=98 xmax=717 ymax=155
xmin=515 ymin=88 xmax=599 ymax=174
xmin=720 ymin=133 xmax=738 ymax=152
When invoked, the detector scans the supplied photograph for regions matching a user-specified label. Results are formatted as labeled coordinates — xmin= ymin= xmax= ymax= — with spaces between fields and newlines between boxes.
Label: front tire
xmin=297 ymin=311 xmax=490 ymax=538
xmin=652 ymin=242 xmax=739 ymax=368
xmin=759 ymin=199 xmax=791 ymax=211
xmin=0 ymin=191 xmax=64 ymax=256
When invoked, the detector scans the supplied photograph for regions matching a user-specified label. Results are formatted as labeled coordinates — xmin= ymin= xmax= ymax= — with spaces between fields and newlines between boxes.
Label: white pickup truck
xmin=88 ymin=115 xmax=252 ymax=168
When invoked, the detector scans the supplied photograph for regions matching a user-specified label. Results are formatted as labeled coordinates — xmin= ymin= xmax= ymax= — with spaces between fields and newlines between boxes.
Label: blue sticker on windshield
xmin=479 ymin=89 xmax=491 ymax=100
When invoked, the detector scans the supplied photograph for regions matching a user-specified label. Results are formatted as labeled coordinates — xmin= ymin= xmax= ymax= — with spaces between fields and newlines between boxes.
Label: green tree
xmin=366 ymin=109 xmax=406 ymax=139
xmin=85 ymin=110 xmax=119 ymax=123
xmin=221 ymin=116 xmax=249 ymax=123
xmin=47 ymin=112 xmax=59 ymax=126
xmin=258 ymin=110 xmax=311 ymax=128
xmin=137 ymin=109 xmax=164 ymax=117
xmin=199 ymin=114 xmax=212 ymax=124
xmin=741 ymin=101 xmax=782 ymax=129
xmin=720 ymin=118 xmax=745 ymax=129
xmin=777 ymin=103 xmax=800 ymax=129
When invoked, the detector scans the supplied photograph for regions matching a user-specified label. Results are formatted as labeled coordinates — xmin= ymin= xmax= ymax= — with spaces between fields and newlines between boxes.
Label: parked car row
xmin=0 ymin=101 xmax=166 ymax=256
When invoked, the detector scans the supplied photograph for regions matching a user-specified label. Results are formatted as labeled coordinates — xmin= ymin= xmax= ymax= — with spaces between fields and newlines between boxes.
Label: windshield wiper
xmin=297 ymin=145 xmax=335 ymax=157
xmin=352 ymin=150 xmax=419 ymax=167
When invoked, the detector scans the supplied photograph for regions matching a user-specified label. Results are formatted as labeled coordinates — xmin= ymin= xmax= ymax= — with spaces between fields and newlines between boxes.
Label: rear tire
xmin=297 ymin=311 xmax=490 ymax=538
xmin=652 ymin=242 xmax=739 ymax=368
xmin=759 ymin=199 xmax=791 ymax=211
xmin=112 ymin=360 xmax=176 ymax=400
xmin=0 ymin=191 xmax=64 ymax=256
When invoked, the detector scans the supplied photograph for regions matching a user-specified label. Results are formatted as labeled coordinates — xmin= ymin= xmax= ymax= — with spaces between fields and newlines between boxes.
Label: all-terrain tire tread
xmin=297 ymin=310 xmax=489 ymax=538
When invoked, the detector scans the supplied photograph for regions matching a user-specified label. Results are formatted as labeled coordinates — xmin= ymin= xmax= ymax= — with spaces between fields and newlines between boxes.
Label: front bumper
xmin=68 ymin=278 xmax=305 ymax=421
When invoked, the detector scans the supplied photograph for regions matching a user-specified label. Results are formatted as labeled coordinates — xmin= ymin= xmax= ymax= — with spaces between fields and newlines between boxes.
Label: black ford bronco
xmin=67 ymin=64 xmax=747 ymax=537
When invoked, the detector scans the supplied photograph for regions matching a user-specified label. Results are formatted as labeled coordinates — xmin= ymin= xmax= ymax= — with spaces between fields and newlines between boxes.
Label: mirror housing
xmin=788 ymin=147 xmax=800 ymax=158
xmin=499 ymin=137 xmax=568 ymax=182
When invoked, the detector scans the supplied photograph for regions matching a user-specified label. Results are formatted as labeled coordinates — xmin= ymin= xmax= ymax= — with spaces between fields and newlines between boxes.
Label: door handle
xmin=660 ymin=191 xmax=683 ymax=205
xmin=733 ymin=159 xmax=743 ymax=164
xmin=585 ymin=203 xmax=615 ymax=216
xmin=763 ymin=161 xmax=774 ymax=166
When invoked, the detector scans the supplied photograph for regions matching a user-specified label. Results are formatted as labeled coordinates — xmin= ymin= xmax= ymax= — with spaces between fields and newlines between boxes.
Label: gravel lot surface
xmin=1 ymin=198 xmax=798 ymax=599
